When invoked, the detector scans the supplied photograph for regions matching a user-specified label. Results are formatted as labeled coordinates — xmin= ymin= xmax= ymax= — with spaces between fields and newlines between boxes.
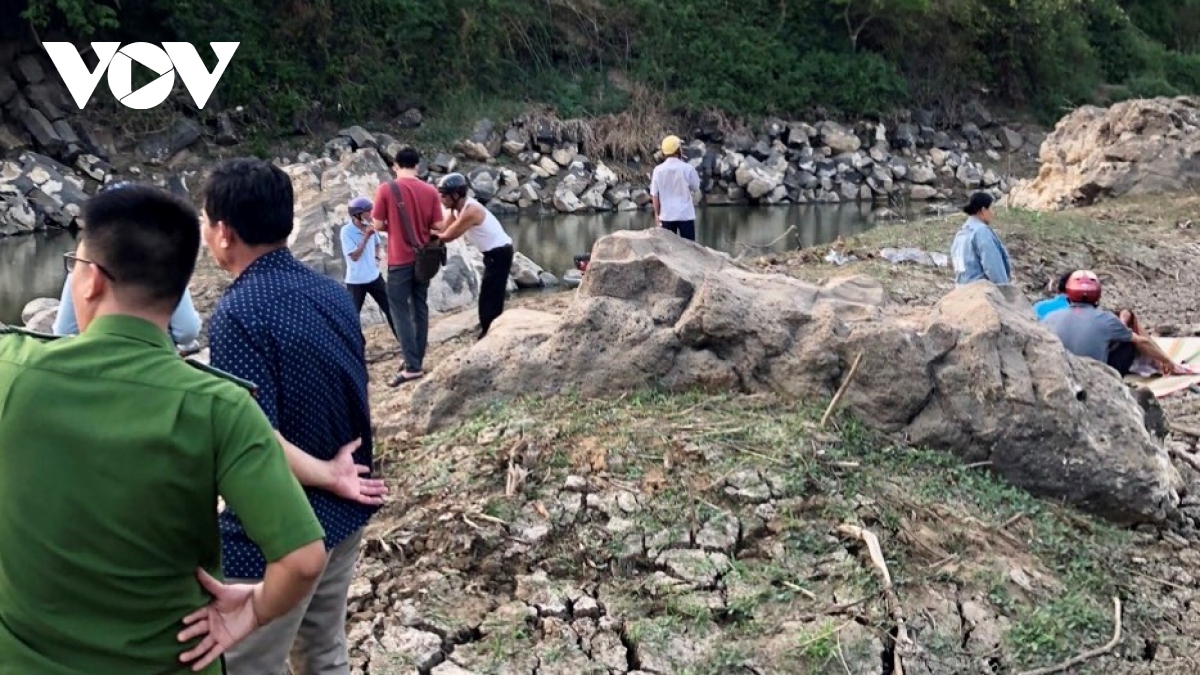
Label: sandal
xmin=388 ymin=371 xmax=424 ymax=387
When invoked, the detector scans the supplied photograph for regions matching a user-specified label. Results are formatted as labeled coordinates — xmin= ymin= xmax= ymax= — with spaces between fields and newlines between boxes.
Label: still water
xmin=0 ymin=229 xmax=77 ymax=326
xmin=500 ymin=202 xmax=881 ymax=277
xmin=0 ymin=203 xmax=883 ymax=325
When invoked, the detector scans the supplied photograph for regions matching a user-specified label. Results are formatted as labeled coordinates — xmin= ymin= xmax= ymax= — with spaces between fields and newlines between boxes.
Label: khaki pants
xmin=224 ymin=529 xmax=363 ymax=675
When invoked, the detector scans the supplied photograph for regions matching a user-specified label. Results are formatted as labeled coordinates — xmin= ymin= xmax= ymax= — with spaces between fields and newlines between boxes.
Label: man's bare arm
xmin=276 ymin=431 xmax=337 ymax=490
xmin=275 ymin=432 xmax=387 ymax=505
xmin=1132 ymin=334 xmax=1182 ymax=372
xmin=437 ymin=205 xmax=484 ymax=243
xmin=432 ymin=210 xmax=454 ymax=234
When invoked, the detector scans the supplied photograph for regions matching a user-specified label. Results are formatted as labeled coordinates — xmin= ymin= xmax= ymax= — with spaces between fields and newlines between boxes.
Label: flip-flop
xmin=388 ymin=372 xmax=424 ymax=387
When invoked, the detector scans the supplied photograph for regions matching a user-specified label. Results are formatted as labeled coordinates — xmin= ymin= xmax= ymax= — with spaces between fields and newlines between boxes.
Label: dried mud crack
xmin=343 ymin=390 xmax=1200 ymax=674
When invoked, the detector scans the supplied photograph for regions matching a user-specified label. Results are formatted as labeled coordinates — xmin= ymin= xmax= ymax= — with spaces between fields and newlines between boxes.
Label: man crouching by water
xmin=0 ymin=183 xmax=328 ymax=674
xmin=201 ymin=158 xmax=387 ymax=674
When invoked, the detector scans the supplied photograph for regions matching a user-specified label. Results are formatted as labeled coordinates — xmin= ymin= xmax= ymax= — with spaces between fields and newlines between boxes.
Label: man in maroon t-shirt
xmin=371 ymin=147 xmax=443 ymax=387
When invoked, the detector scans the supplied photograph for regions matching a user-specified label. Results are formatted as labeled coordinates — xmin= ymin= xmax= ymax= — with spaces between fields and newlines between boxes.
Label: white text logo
xmin=43 ymin=42 xmax=240 ymax=110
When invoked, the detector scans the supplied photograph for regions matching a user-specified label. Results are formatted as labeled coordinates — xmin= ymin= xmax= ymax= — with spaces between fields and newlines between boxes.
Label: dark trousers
xmin=387 ymin=264 xmax=429 ymax=372
xmin=1108 ymin=340 xmax=1136 ymax=376
xmin=661 ymin=219 xmax=696 ymax=241
xmin=480 ymin=244 xmax=515 ymax=338
xmin=346 ymin=274 xmax=395 ymax=337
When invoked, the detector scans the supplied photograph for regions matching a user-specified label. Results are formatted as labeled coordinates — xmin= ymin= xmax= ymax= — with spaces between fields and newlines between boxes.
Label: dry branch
xmin=1016 ymin=597 xmax=1122 ymax=675
xmin=837 ymin=524 xmax=915 ymax=674
xmin=505 ymin=441 xmax=529 ymax=497
xmin=822 ymin=352 xmax=865 ymax=429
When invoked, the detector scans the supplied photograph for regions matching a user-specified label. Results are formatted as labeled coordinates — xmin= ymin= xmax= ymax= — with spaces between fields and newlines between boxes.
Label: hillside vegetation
xmin=17 ymin=0 xmax=1200 ymax=134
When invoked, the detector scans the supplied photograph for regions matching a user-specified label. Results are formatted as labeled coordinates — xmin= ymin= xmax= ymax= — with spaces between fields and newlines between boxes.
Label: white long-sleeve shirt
xmin=650 ymin=157 xmax=700 ymax=222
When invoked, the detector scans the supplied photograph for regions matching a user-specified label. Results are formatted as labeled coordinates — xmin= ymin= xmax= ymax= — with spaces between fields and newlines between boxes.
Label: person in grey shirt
xmin=1042 ymin=270 xmax=1183 ymax=375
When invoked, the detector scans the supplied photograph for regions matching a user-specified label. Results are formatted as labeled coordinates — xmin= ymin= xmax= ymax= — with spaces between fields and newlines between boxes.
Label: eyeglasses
xmin=64 ymin=252 xmax=117 ymax=281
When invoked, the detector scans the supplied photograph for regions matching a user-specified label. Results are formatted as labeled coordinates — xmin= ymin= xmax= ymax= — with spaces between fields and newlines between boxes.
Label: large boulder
xmin=1008 ymin=96 xmax=1200 ymax=211
xmin=285 ymin=148 xmax=393 ymax=279
xmin=835 ymin=282 xmax=1181 ymax=525
xmin=408 ymin=229 xmax=1182 ymax=526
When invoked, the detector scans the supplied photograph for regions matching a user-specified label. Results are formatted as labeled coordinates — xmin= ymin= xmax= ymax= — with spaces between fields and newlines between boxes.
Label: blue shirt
xmin=1034 ymin=294 xmax=1069 ymax=320
xmin=950 ymin=216 xmax=1012 ymax=285
xmin=339 ymin=222 xmax=382 ymax=285
xmin=53 ymin=273 xmax=203 ymax=345
xmin=208 ymin=248 xmax=378 ymax=579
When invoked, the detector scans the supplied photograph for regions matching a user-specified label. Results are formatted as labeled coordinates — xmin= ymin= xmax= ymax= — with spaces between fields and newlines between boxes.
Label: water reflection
xmin=501 ymin=203 xmax=881 ymax=276
xmin=0 ymin=231 xmax=76 ymax=325
xmin=0 ymin=203 xmax=883 ymax=325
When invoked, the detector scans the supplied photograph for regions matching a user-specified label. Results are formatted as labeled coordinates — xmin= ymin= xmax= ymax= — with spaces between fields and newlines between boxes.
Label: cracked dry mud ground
xmin=342 ymin=390 xmax=1200 ymax=675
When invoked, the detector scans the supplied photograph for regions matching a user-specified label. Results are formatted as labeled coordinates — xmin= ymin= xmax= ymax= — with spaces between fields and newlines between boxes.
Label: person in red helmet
xmin=1042 ymin=270 xmax=1186 ymax=376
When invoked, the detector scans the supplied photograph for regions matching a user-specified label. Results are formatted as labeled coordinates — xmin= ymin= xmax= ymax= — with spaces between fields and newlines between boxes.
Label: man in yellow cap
xmin=650 ymin=134 xmax=701 ymax=241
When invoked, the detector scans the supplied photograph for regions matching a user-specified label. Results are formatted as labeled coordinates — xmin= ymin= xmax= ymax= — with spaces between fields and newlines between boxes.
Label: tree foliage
xmin=18 ymin=0 xmax=1200 ymax=129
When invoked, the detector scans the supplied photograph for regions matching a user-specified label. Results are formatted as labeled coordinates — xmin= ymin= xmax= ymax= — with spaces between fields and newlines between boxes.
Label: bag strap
xmin=386 ymin=179 xmax=421 ymax=250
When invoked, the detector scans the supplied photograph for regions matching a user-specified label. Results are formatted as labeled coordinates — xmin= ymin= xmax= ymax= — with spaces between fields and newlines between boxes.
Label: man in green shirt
xmin=0 ymin=184 xmax=328 ymax=674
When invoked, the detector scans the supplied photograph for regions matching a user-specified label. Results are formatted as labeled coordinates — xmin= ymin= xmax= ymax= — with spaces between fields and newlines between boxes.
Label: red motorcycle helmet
xmin=1065 ymin=270 xmax=1102 ymax=305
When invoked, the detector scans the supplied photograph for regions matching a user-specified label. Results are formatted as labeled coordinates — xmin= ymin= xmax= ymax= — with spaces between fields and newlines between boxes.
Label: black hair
xmin=395 ymin=146 xmax=420 ymax=169
xmin=201 ymin=158 xmax=294 ymax=246
xmin=80 ymin=184 xmax=199 ymax=310
xmin=1056 ymin=271 xmax=1074 ymax=293
xmin=963 ymin=191 xmax=994 ymax=216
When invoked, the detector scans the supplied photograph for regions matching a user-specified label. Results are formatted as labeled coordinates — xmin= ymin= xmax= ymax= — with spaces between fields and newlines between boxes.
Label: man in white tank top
xmin=432 ymin=173 xmax=516 ymax=338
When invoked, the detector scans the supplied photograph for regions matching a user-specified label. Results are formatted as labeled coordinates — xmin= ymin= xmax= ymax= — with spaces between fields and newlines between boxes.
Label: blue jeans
xmin=386 ymin=264 xmax=429 ymax=372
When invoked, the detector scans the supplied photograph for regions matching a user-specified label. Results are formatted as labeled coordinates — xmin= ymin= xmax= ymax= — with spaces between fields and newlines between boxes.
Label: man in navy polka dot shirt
xmin=200 ymin=158 xmax=388 ymax=675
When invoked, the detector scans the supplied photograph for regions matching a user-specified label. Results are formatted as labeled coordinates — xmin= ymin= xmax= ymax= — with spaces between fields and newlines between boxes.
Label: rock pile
xmin=1 ymin=47 xmax=117 ymax=235
xmin=0 ymin=152 xmax=91 ymax=236
xmin=1008 ymin=96 xmax=1200 ymax=211
xmin=408 ymin=228 xmax=1183 ymax=527
xmin=0 ymin=39 xmax=1031 ymax=237
xmin=323 ymin=108 xmax=1029 ymax=217
xmin=0 ymin=49 xmax=111 ymax=170
xmin=0 ymin=45 xmax=217 ymax=235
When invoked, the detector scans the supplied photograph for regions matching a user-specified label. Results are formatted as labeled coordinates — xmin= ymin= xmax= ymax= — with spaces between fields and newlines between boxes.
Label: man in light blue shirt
xmin=54 ymin=271 xmax=202 ymax=347
xmin=341 ymin=196 xmax=395 ymax=337
xmin=951 ymin=191 xmax=1012 ymax=286
xmin=52 ymin=179 xmax=204 ymax=350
